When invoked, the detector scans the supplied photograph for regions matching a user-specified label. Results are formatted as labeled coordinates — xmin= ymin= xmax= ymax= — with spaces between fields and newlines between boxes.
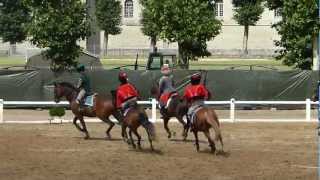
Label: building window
xmin=274 ymin=8 xmax=282 ymax=18
xmin=215 ymin=2 xmax=223 ymax=17
xmin=124 ymin=0 xmax=133 ymax=18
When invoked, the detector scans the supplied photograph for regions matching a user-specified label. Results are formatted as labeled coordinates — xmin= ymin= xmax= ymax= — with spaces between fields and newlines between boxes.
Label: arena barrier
xmin=0 ymin=98 xmax=318 ymax=124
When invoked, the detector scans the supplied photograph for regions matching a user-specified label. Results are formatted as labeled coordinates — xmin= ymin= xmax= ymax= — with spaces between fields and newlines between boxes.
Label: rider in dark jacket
xmin=76 ymin=64 xmax=92 ymax=105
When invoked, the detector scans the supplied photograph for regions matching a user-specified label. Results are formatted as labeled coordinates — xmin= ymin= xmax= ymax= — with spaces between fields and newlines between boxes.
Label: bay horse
xmin=189 ymin=105 xmax=224 ymax=153
xmin=151 ymin=84 xmax=189 ymax=140
xmin=111 ymin=91 xmax=156 ymax=150
xmin=53 ymin=82 xmax=123 ymax=139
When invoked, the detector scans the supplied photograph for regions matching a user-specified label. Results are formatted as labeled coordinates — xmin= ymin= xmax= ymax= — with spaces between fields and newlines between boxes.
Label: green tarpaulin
xmin=0 ymin=69 xmax=318 ymax=101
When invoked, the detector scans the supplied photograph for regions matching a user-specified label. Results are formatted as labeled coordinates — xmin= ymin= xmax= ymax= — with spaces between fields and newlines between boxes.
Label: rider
xmin=158 ymin=64 xmax=177 ymax=115
xmin=76 ymin=64 xmax=92 ymax=105
xmin=183 ymin=72 xmax=211 ymax=127
xmin=116 ymin=71 xmax=139 ymax=116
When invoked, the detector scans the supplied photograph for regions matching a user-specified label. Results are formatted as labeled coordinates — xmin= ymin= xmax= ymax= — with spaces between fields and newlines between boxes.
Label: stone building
xmin=102 ymin=0 xmax=281 ymax=57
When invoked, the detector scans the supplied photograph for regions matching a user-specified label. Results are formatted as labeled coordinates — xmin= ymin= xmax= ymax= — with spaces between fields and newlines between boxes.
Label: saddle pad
xmin=84 ymin=95 xmax=94 ymax=107
xmin=191 ymin=106 xmax=204 ymax=124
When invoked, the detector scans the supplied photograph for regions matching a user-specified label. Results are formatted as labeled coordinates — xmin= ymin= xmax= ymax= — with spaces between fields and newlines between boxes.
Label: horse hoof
xmin=84 ymin=136 xmax=90 ymax=140
xmin=126 ymin=140 xmax=131 ymax=145
xmin=167 ymin=134 xmax=171 ymax=139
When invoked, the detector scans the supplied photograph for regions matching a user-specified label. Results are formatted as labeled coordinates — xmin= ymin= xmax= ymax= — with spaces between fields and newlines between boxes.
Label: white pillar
xmin=313 ymin=37 xmax=319 ymax=70
xmin=0 ymin=99 xmax=3 ymax=123
xmin=230 ymin=98 xmax=235 ymax=122
xmin=306 ymin=98 xmax=311 ymax=121
xmin=151 ymin=98 xmax=157 ymax=123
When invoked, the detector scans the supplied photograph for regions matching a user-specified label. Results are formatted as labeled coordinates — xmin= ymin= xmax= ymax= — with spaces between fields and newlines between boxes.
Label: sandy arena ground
xmin=0 ymin=109 xmax=318 ymax=180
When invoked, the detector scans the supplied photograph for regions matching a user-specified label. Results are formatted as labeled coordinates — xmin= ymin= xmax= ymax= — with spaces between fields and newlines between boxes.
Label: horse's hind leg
xmin=129 ymin=129 xmax=136 ymax=149
xmin=163 ymin=118 xmax=172 ymax=139
xmin=132 ymin=129 xmax=142 ymax=149
xmin=193 ymin=130 xmax=200 ymax=152
xmin=203 ymin=130 xmax=216 ymax=154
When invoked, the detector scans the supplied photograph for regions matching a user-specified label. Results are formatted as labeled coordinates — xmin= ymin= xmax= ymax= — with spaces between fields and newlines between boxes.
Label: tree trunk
xmin=104 ymin=32 xmax=109 ymax=56
xmin=9 ymin=42 xmax=16 ymax=55
xmin=150 ymin=36 xmax=157 ymax=53
xmin=178 ymin=42 xmax=189 ymax=69
xmin=243 ymin=25 xmax=249 ymax=55
xmin=312 ymin=35 xmax=319 ymax=70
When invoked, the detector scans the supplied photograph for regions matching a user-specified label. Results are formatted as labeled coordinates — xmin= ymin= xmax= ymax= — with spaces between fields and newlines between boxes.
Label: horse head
xmin=53 ymin=82 xmax=62 ymax=103
xmin=53 ymin=82 xmax=77 ymax=103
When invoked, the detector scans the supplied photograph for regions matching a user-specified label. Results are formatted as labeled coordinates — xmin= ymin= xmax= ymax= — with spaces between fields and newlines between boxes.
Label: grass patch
xmin=0 ymin=57 xmax=25 ymax=66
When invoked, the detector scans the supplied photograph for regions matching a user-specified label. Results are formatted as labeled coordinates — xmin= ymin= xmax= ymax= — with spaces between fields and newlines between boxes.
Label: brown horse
xmin=54 ymin=82 xmax=123 ymax=139
xmin=190 ymin=105 xmax=223 ymax=153
xmin=151 ymin=84 xmax=188 ymax=139
xmin=111 ymin=91 xmax=156 ymax=150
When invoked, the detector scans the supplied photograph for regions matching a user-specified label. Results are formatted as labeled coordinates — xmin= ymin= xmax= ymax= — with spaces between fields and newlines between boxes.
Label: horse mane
xmin=58 ymin=82 xmax=78 ymax=91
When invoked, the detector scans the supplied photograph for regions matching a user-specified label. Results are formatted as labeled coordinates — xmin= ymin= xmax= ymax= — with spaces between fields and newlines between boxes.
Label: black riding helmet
xmin=76 ymin=64 xmax=85 ymax=72
xmin=190 ymin=73 xmax=201 ymax=85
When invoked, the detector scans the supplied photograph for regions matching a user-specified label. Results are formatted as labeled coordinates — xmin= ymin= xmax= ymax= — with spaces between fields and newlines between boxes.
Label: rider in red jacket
xmin=116 ymin=72 xmax=139 ymax=114
xmin=183 ymin=73 xmax=211 ymax=125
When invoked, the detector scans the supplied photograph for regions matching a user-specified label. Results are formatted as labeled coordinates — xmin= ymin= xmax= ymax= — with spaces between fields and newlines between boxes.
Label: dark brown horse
xmin=151 ymin=84 xmax=188 ymax=139
xmin=53 ymin=82 xmax=122 ymax=139
xmin=110 ymin=91 xmax=156 ymax=150
xmin=190 ymin=106 xmax=223 ymax=153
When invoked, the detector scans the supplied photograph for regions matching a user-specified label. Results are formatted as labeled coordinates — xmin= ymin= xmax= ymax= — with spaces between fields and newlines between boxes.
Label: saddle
xmin=159 ymin=92 xmax=179 ymax=109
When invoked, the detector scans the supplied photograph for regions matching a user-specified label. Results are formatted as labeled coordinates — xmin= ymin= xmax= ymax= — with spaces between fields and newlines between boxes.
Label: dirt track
xmin=0 ymin=121 xmax=317 ymax=180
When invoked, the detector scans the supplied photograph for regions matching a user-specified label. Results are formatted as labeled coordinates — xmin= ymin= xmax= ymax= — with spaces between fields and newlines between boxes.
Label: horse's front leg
xmin=78 ymin=117 xmax=90 ymax=139
xmin=177 ymin=116 xmax=188 ymax=140
xmin=73 ymin=117 xmax=83 ymax=132
xmin=121 ymin=124 xmax=130 ymax=144
xmin=163 ymin=118 xmax=172 ymax=139
xmin=103 ymin=118 xmax=114 ymax=139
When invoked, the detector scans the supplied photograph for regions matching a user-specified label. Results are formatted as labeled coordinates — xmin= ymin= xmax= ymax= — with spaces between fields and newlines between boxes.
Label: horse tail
xmin=205 ymin=109 xmax=223 ymax=149
xmin=139 ymin=112 xmax=157 ymax=141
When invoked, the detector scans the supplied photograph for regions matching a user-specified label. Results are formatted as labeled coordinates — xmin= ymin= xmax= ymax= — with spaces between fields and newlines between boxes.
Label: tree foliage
xmin=140 ymin=0 xmax=163 ymax=52
xmin=24 ymin=0 xmax=91 ymax=71
xmin=95 ymin=0 xmax=121 ymax=55
xmin=269 ymin=0 xmax=320 ymax=69
xmin=232 ymin=0 xmax=264 ymax=55
xmin=141 ymin=0 xmax=221 ymax=69
xmin=0 ymin=0 xmax=30 ymax=45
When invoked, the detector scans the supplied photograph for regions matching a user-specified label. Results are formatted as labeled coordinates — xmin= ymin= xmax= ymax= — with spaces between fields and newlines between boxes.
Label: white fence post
xmin=306 ymin=98 xmax=311 ymax=121
xmin=0 ymin=99 xmax=3 ymax=123
xmin=151 ymin=98 xmax=157 ymax=123
xmin=230 ymin=98 xmax=235 ymax=122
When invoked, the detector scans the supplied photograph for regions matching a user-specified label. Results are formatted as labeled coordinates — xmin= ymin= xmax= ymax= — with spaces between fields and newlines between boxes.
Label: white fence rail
xmin=0 ymin=98 xmax=318 ymax=124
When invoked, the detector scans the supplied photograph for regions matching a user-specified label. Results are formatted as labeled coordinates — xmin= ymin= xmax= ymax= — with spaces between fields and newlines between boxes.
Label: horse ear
xmin=110 ymin=90 xmax=116 ymax=96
